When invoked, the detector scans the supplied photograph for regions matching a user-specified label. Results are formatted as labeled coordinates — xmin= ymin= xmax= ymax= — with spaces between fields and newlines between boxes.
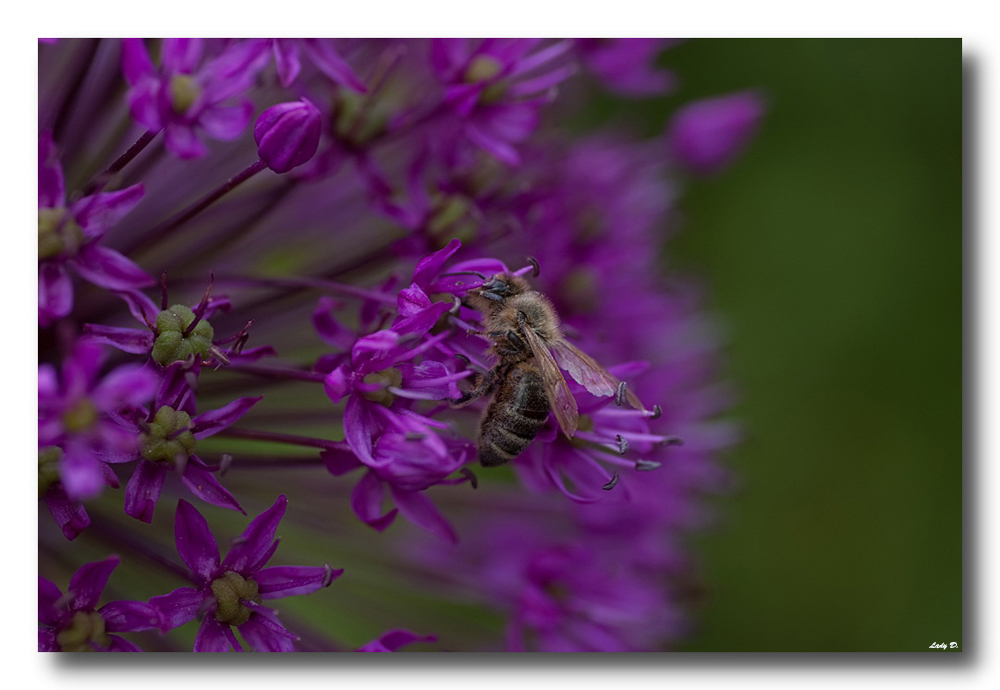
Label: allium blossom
xmin=38 ymin=131 xmax=150 ymax=326
xmin=39 ymin=556 xmax=160 ymax=652
xmin=667 ymin=90 xmax=766 ymax=174
xmin=268 ymin=38 xmax=366 ymax=91
xmin=38 ymin=341 xmax=159 ymax=501
xmin=122 ymin=38 xmax=270 ymax=158
xmin=150 ymin=496 xmax=341 ymax=651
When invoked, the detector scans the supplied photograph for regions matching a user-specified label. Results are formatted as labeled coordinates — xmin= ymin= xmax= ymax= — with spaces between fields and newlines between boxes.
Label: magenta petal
xmin=194 ymin=616 xmax=234 ymax=652
xmin=39 ymin=262 xmax=73 ymax=326
xmin=273 ymin=39 xmax=301 ymax=87
xmin=389 ymin=486 xmax=458 ymax=543
xmin=68 ymin=556 xmax=119 ymax=611
xmin=121 ymin=38 xmax=156 ymax=85
xmin=358 ymin=629 xmax=436 ymax=652
xmin=181 ymin=458 xmax=244 ymax=514
xmin=38 ymin=130 xmax=65 ymax=208
xmin=92 ymin=363 xmax=159 ymax=409
xmin=412 ymin=239 xmax=462 ymax=289
xmin=74 ymin=245 xmax=153 ymax=291
xmin=323 ymin=365 xmax=352 ymax=404
xmin=351 ymin=471 xmax=397 ymax=531
xmin=99 ymin=600 xmax=161 ymax=633
xmin=192 ymin=396 xmax=262 ymax=439
xmin=200 ymin=101 xmax=254 ymax=141
xmin=70 ymin=184 xmax=145 ymax=236
xmin=80 ymin=324 xmax=154 ymax=355
xmin=465 ymin=122 xmax=520 ymax=166
xmin=161 ymin=38 xmax=203 ymax=74
xmin=221 ymin=495 xmax=286 ymax=574
xmin=42 ymin=484 xmax=90 ymax=540
xmin=39 ymin=628 xmax=58 ymax=652
xmin=106 ymin=635 xmax=143 ymax=652
xmin=60 ymin=442 xmax=105 ymax=501
xmin=343 ymin=397 xmax=376 ymax=464
xmin=300 ymin=38 xmax=366 ymax=93
xmin=38 ymin=578 xmax=63 ymax=626
xmin=126 ymin=79 xmax=163 ymax=131
xmin=124 ymin=460 xmax=167 ymax=523
xmin=239 ymin=616 xmax=295 ymax=652
xmin=668 ymin=90 xmax=766 ymax=175
xmin=255 ymin=565 xmax=342 ymax=599
xmin=174 ymin=499 xmax=220 ymax=581
xmin=149 ymin=586 xmax=207 ymax=631
xmin=115 ymin=288 xmax=160 ymax=326
xmin=165 ymin=125 xmax=208 ymax=159
xmin=321 ymin=447 xmax=362 ymax=476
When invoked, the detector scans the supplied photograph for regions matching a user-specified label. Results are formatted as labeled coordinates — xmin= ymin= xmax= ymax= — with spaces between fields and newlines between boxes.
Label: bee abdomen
xmin=478 ymin=366 xmax=550 ymax=467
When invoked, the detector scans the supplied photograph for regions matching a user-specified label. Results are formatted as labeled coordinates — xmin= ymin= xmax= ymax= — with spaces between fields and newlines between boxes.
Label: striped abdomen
xmin=478 ymin=363 xmax=551 ymax=467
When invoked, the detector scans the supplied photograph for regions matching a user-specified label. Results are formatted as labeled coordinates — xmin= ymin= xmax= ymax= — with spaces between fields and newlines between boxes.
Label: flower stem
xmin=84 ymin=129 xmax=160 ymax=194
xmin=225 ymin=362 xmax=328 ymax=383
xmin=126 ymin=159 xmax=268 ymax=255
xmin=215 ymin=427 xmax=346 ymax=451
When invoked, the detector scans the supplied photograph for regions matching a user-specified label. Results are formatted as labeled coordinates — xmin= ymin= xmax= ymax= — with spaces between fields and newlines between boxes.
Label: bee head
xmin=473 ymin=274 xmax=529 ymax=304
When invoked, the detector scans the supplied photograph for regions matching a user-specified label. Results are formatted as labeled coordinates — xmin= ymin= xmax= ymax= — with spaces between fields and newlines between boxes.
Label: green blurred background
xmin=592 ymin=38 xmax=961 ymax=651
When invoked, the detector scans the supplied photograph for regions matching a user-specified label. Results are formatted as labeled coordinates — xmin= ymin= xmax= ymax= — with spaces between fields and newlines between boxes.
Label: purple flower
xmin=122 ymin=38 xmax=269 ymax=159
xmin=268 ymin=39 xmax=366 ymax=91
xmin=430 ymin=39 xmax=576 ymax=165
xmin=38 ymin=131 xmax=150 ymax=326
xmin=150 ymin=496 xmax=342 ymax=652
xmin=254 ymin=99 xmax=322 ymax=173
xmin=575 ymin=38 xmax=676 ymax=96
xmin=107 ymin=363 xmax=260 ymax=522
xmin=38 ymin=341 xmax=159 ymax=500
xmin=667 ymin=90 xmax=766 ymax=175
xmin=39 ymin=556 xmax=160 ymax=651
xmin=358 ymin=629 xmax=436 ymax=652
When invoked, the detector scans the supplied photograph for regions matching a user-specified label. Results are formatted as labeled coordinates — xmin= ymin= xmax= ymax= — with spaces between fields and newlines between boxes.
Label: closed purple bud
xmin=254 ymin=99 xmax=321 ymax=174
xmin=667 ymin=90 xmax=765 ymax=175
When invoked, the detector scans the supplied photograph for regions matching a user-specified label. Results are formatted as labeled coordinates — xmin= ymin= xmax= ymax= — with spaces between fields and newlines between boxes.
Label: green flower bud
xmin=141 ymin=406 xmax=197 ymax=464
xmin=56 ymin=610 xmax=111 ymax=652
xmin=211 ymin=571 xmax=261 ymax=626
xmin=152 ymin=305 xmax=214 ymax=366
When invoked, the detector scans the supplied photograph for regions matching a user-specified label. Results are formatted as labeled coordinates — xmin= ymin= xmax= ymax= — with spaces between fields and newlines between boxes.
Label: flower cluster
xmin=38 ymin=38 xmax=760 ymax=652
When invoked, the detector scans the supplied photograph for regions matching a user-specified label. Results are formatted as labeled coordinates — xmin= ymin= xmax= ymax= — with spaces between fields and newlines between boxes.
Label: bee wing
xmin=520 ymin=324 xmax=579 ymax=438
xmin=550 ymin=338 xmax=645 ymax=410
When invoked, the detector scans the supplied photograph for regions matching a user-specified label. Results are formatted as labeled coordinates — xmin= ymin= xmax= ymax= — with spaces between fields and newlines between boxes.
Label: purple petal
xmin=191 ymin=396 xmax=262 ymax=439
xmin=194 ymin=616 xmax=235 ymax=652
xmin=39 ymin=627 xmax=58 ymax=651
xmin=392 ymin=300 xmax=451 ymax=337
xmin=70 ymin=184 xmax=144 ymax=236
xmin=149 ymin=587 xmax=207 ymax=631
xmin=73 ymin=245 xmax=153 ymax=291
xmin=300 ymin=39 xmax=366 ymax=93
xmin=221 ymin=495 xmax=286 ymax=574
xmin=389 ymin=486 xmax=457 ymax=543
xmin=68 ymin=556 xmax=120 ymax=611
xmin=124 ymin=460 xmax=167 ymax=524
xmin=115 ymin=288 xmax=160 ymax=326
xmin=396 ymin=284 xmax=432 ymax=318
xmin=38 ymin=262 xmax=73 ymax=326
xmin=668 ymin=90 xmax=766 ymax=175
xmin=412 ymin=238 xmax=462 ymax=288
xmin=255 ymin=565 xmax=343 ymax=599
xmin=323 ymin=365 xmax=352 ymax=404
xmin=162 ymin=38 xmax=203 ymax=74
xmin=199 ymin=39 xmax=270 ymax=102
xmin=121 ymin=38 xmax=156 ymax=86
xmin=165 ymin=125 xmax=208 ymax=159
xmin=61 ymin=340 xmax=102 ymax=397
xmin=174 ymin=499 xmax=220 ymax=581
xmin=42 ymin=484 xmax=90 ymax=540
xmin=343 ymin=397 xmax=376 ymax=464
xmin=312 ymin=297 xmax=350 ymax=347
xmin=321 ymin=447 xmax=363 ymax=476
xmin=272 ymin=39 xmax=301 ymax=87
xmin=80 ymin=324 xmax=154 ymax=355
xmin=106 ymin=635 xmax=143 ymax=652
xmin=181 ymin=458 xmax=244 ymax=514
xmin=125 ymin=79 xmax=164 ymax=131
xmin=60 ymin=442 xmax=106 ymax=501
xmin=38 ymin=577 xmax=64 ymax=626
xmin=358 ymin=629 xmax=436 ymax=652
xmin=99 ymin=600 xmax=161 ymax=632
xmin=238 ymin=616 xmax=295 ymax=652
xmin=38 ymin=130 xmax=64 ymax=208
xmin=465 ymin=121 xmax=520 ymax=166
xmin=351 ymin=471 xmax=397 ymax=531
xmin=92 ymin=363 xmax=159 ymax=410
xmin=200 ymin=101 xmax=254 ymax=141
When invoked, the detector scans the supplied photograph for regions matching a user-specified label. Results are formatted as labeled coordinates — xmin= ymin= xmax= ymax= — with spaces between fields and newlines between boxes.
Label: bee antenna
xmin=527 ymin=256 xmax=540 ymax=277
xmin=460 ymin=467 xmax=479 ymax=489
xmin=441 ymin=270 xmax=487 ymax=281
xmin=602 ymin=473 xmax=620 ymax=491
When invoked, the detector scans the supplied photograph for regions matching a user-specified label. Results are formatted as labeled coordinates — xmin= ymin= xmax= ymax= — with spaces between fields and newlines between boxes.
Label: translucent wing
xmin=520 ymin=324 xmax=579 ymax=438
xmin=550 ymin=338 xmax=645 ymax=410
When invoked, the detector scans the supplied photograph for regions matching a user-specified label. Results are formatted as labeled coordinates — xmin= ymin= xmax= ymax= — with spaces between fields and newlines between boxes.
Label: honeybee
xmin=453 ymin=272 xmax=645 ymax=467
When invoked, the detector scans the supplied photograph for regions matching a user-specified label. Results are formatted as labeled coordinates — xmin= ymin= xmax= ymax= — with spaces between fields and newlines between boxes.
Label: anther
xmin=218 ymin=453 xmax=234 ymax=477
xmin=460 ymin=467 xmax=479 ymax=489
xmin=616 ymin=434 xmax=630 ymax=455
xmin=615 ymin=381 xmax=628 ymax=407
xmin=650 ymin=404 xmax=663 ymax=420
xmin=602 ymin=472 xmax=620 ymax=491
xmin=636 ymin=459 xmax=662 ymax=471
xmin=661 ymin=436 xmax=684 ymax=446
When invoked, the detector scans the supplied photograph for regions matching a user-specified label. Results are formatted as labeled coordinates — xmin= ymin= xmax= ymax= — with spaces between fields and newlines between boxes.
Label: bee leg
xmin=505 ymin=329 xmax=527 ymax=352
xmin=453 ymin=365 xmax=503 ymax=405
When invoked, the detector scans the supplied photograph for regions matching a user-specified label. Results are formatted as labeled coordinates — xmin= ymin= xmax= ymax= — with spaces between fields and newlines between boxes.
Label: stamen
xmin=183 ymin=273 xmax=215 ymax=336
xmin=460 ymin=467 xmax=479 ymax=489
xmin=615 ymin=434 xmax=630 ymax=455
xmin=651 ymin=404 xmax=663 ymax=420
xmin=160 ymin=273 xmax=169 ymax=310
xmin=615 ymin=381 xmax=628 ymax=407
xmin=602 ymin=472 xmax=620 ymax=491
xmin=636 ymin=459 xmax=662 ymax=471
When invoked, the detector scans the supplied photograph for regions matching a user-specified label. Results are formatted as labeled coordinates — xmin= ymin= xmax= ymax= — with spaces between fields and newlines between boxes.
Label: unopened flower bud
xmin=667 ymin=91 xmax=765 ymax=175
xmin=254 ymin=99 xmax=321 ymax=174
